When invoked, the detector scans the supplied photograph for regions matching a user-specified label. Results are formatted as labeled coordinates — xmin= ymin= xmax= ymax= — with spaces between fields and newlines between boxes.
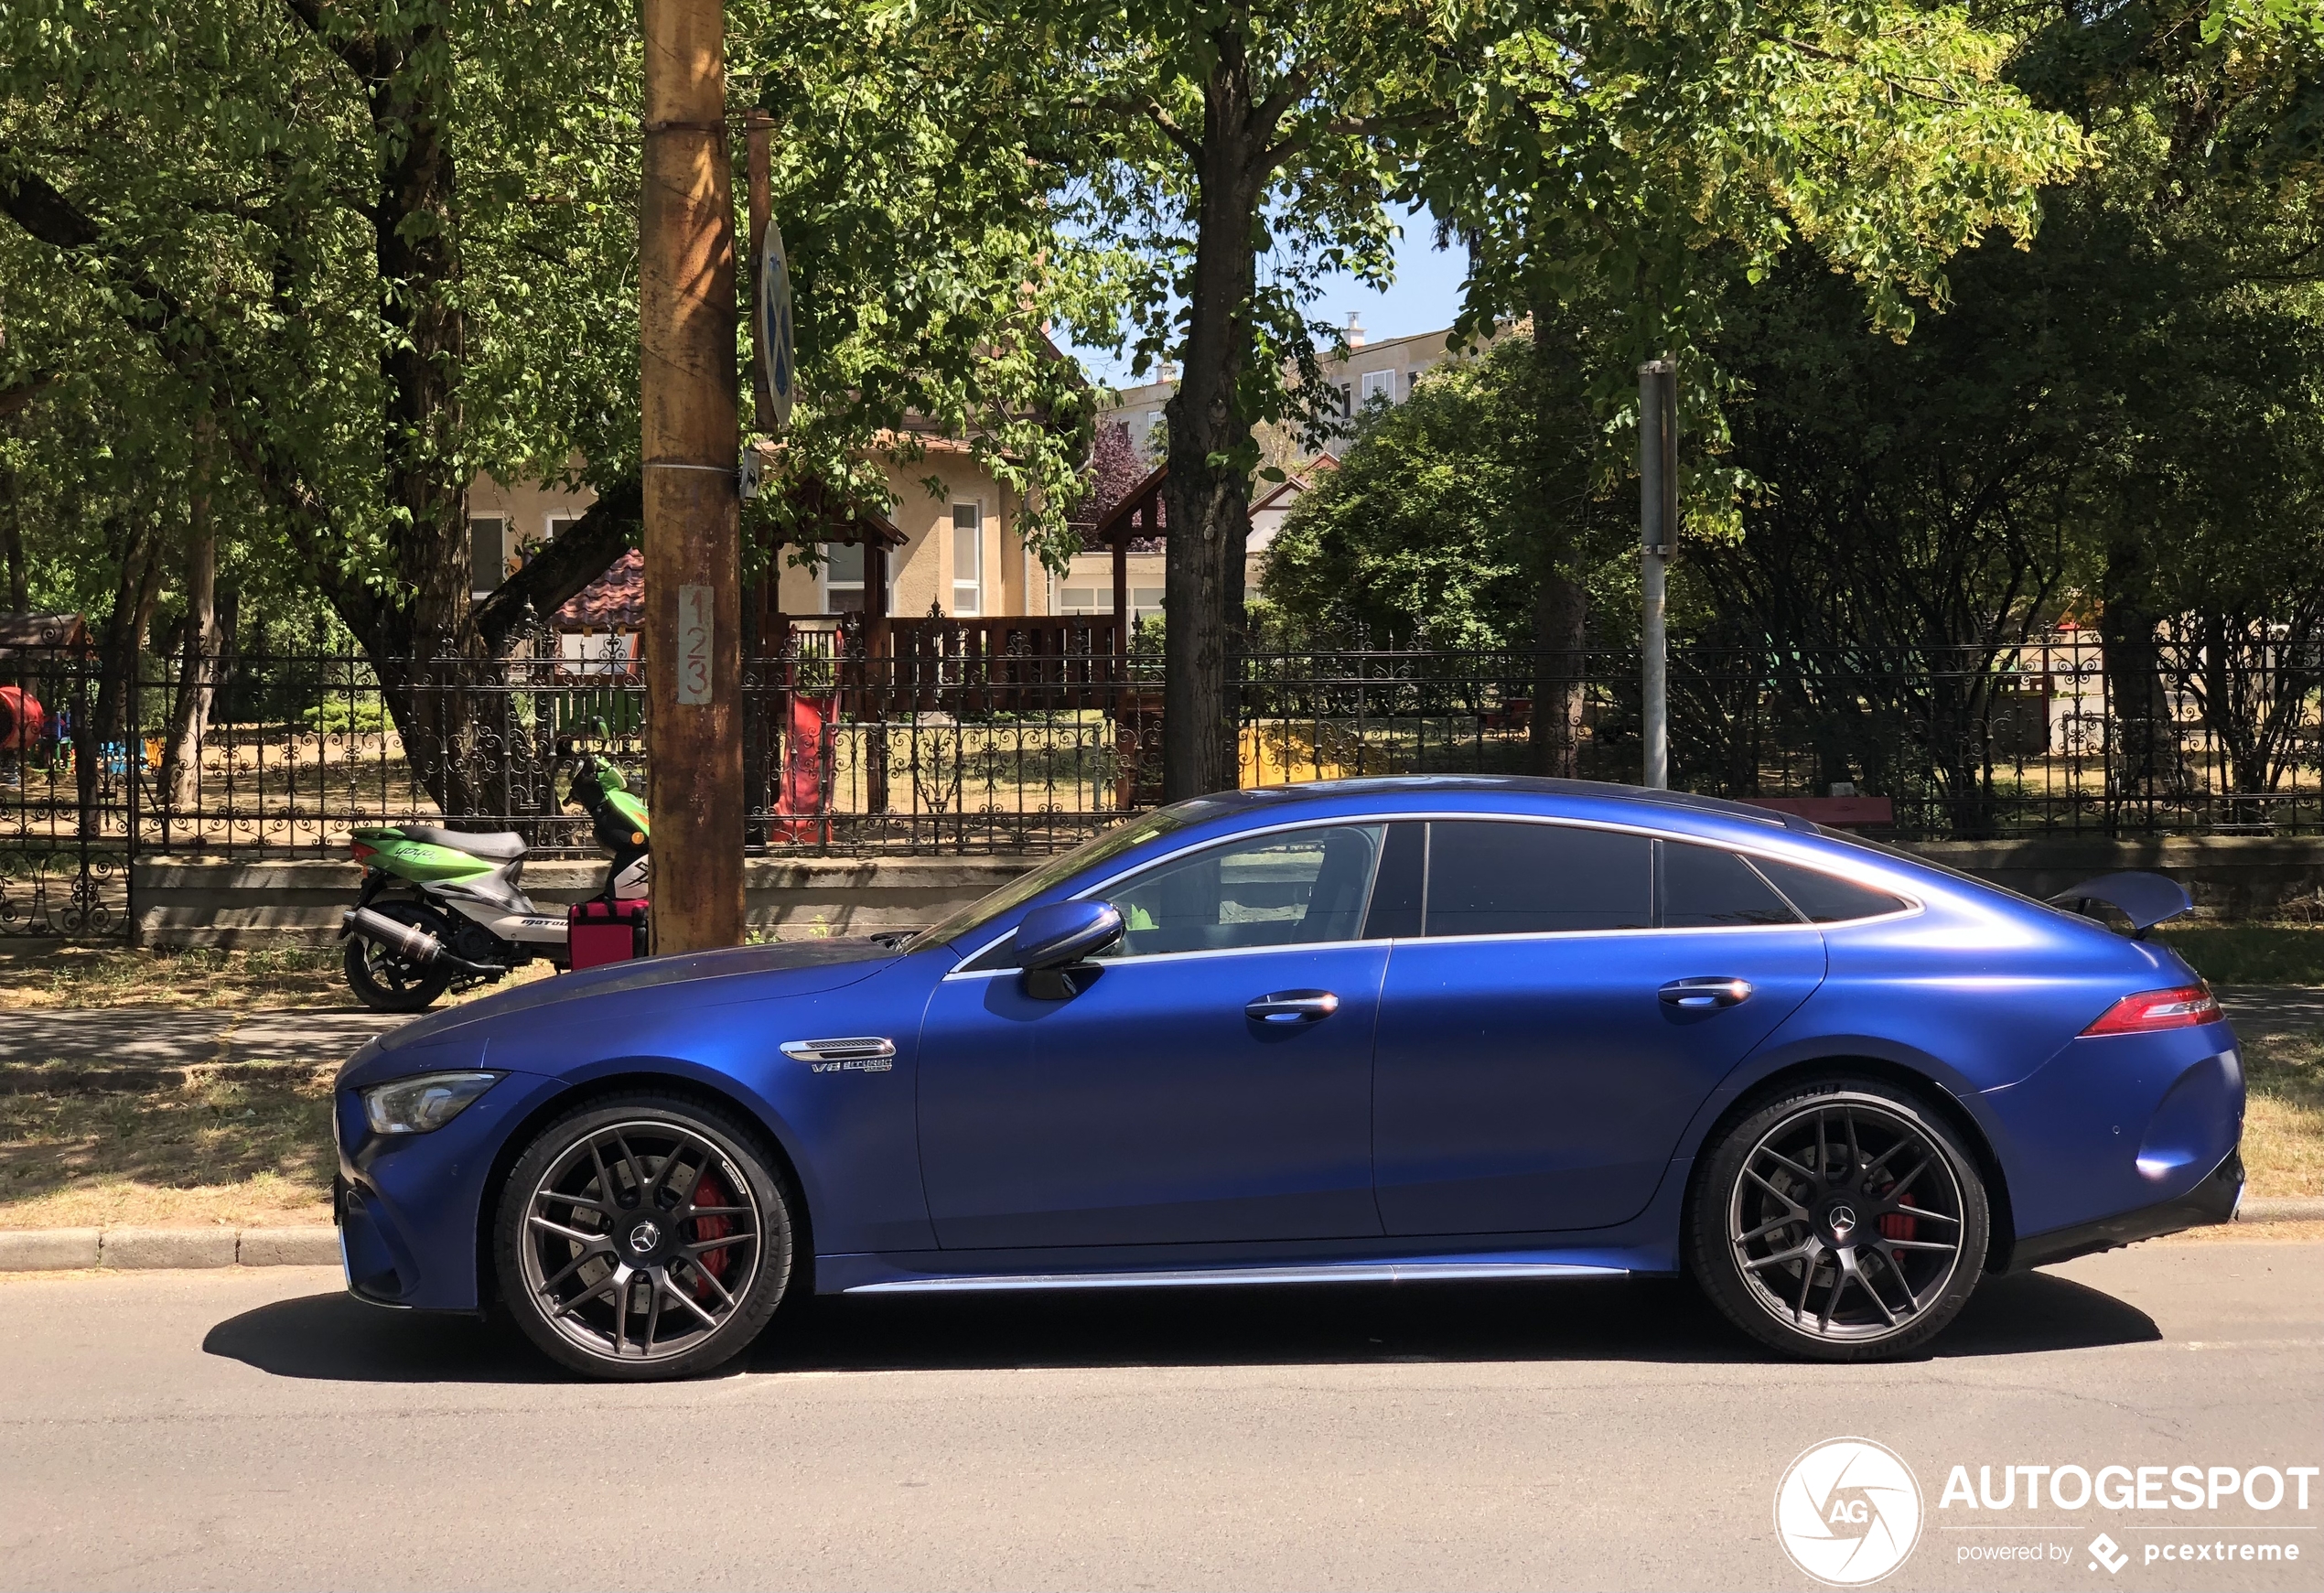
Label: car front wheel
xmin=1689 ymin=1079 xmax=1989 ymax=1361
xmin=494 ymin=1092 xmax=794 ymax=1379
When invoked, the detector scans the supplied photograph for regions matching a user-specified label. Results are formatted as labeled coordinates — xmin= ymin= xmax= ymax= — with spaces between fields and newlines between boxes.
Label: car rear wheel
xmin=1689 ymin=1079 xmax=1989 ymax=1361
xmin=494 ymin=1092 xmax=794 ymax=1380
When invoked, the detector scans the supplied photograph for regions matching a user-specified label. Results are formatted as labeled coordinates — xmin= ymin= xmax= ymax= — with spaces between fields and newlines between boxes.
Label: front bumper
xmin=334 ymin=1066 xmax=564 ymax=1311
xmin=2007 ymin=1146 xmax=2243 ymax=1272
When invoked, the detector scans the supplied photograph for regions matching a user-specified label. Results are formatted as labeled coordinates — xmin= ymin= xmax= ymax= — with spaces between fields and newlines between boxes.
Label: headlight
xmin=362 ymin=1071 xmax=500 ymax=1136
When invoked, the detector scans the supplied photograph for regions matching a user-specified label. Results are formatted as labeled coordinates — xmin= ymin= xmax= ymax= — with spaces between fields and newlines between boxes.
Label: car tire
xmin=342 ymin=900 xmax=455 ymax=1013
xmin=1688 ymin=1077 xmax=1989 ymax=1362
xmin=493 ymin=1091 xmax=795 ymax=1380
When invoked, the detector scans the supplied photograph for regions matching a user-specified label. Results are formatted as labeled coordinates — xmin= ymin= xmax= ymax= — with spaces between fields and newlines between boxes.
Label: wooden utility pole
xmin=640 ymin=0 xmax=744 ymax=953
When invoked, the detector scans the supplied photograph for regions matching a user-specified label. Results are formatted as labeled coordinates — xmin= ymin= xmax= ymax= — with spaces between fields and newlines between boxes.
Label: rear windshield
xmin=903 ymin=800 xmax=1231 ymax=954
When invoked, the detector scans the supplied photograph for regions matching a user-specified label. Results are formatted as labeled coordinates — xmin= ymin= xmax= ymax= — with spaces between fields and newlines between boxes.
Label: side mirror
xmin=1012 ymin=899 xmax=1123 ymax=1000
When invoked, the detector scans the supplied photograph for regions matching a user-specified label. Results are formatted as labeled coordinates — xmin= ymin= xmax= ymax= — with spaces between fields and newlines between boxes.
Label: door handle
xmin=1659 ymin=977 xmax=1752 ymax=1009
xmin=1246 ymin=990 xmax=1340 ymax=1025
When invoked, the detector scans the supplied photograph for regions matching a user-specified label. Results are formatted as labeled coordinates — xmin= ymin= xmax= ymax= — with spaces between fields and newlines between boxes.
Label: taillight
xmin=350 ymin=842 xmax=377 ymax=863
xmin=2082 ymin=984 xmax=2222 ymax=1036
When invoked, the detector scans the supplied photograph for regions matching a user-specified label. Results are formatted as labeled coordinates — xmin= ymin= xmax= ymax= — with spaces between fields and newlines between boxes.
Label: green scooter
xmin=339 ymin=725 xmax=651 ymax=1012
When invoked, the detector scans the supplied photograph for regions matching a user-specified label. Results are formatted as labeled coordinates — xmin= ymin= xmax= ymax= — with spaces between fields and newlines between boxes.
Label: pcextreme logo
xmin=1775 ymin=1437 xmax=1926 ymax=1587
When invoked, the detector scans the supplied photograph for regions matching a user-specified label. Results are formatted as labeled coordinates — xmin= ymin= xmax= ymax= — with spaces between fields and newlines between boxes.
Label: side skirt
xmin=842 ymin=1257 xmax=1628 ymax=1296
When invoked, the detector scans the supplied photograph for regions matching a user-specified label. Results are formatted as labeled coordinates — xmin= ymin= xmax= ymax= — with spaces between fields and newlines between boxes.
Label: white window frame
xmin=1361 ymin=369 xmax=1394 ymax=404
xmin=952 ymin=502 xmax=984 ymax=616
xmin=818 ymin=541 xmax=867 ymax=615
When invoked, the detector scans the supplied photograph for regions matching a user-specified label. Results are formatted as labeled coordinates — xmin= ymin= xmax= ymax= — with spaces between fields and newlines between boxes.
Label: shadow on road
xmin=203 ymin=1268 xmax=2157 ymax=1383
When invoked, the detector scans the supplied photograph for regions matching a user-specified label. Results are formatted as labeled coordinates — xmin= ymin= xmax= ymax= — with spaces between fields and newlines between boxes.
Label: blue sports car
xmin=335 ymin=778 xmax=2245 ymax=1378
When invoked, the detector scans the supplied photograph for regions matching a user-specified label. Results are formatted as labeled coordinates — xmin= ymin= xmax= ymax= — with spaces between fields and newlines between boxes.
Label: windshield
xmin=903 ymin=800 xmax=1232 ymax=954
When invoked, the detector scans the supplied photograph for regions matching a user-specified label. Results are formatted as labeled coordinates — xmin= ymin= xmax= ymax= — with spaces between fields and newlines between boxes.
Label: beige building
xmin=1104 ymin=315 xmax=1469 ymax=470
xmin=467 ymin=319 xmax=1466 ymax=630
xmin=466 ymin=437 xmax=1056 ymax=627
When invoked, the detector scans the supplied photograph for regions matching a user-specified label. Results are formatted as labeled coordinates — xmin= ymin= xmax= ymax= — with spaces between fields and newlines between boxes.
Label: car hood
xmin=367 ymin=937 xmax=903 ymax=1058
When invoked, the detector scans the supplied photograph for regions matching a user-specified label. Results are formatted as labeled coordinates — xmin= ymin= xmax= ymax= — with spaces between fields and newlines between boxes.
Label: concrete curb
xmin=0 ymin=1226 xmax=339 ymax=1272
xmin=2239 ymin=1197 xmax=2324 ymax=1223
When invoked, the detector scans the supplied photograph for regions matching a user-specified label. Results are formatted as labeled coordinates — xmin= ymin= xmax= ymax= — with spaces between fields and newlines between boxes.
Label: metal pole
xmin=1639 ymin=359 xmax=1676 ymax=790
xmin=640 ymin=0 xmax=744 ymax=953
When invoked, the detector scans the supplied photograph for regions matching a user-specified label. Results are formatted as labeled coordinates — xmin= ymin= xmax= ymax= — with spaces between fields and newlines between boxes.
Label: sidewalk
xmin=0 ymin=1006 xmax=407 ymax=1069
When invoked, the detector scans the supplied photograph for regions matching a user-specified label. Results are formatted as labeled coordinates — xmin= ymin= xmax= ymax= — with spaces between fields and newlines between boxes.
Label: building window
xmin=1133 ymin=587 xmax=1165 ymax=623
xmin=1060 ymin=587 xmax=1106 ymax=614
xmin=952 ymin=502 xmax=983 ymax=616
xmin=1335 ymin=383 xmax=1353 ymax=419
xmin=470 ymin=516 xmax=507 ymax=597
xmin=821 ymin=541 xmax=866 ymax=614
xmin=545 ymin=511 xmax=583 ymax=542
xmin=1361 ymin=370 xmax=1394 ymax=404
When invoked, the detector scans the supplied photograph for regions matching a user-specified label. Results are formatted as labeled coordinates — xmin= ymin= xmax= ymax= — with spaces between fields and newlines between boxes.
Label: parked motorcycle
xmin=339 ymin=724 xmax=650 ymax=1011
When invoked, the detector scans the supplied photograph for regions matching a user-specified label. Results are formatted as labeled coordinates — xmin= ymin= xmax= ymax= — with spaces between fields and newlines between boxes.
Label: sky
xmin=1066 ymin=204 xmax=1471 ymax=389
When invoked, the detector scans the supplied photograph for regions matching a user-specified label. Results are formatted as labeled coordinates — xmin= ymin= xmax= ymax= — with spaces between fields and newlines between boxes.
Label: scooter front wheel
xmin=344 ymin=904 xmax=456 ymax=1012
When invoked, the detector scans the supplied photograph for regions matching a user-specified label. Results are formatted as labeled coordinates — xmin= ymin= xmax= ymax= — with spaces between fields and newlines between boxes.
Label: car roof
xmin=1198 ymin=776 xmax=1814 ymax=833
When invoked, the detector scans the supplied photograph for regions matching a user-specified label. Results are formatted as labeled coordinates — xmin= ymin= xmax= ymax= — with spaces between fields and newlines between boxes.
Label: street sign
xmin=756 ymin=216 xmax=794 ymax=434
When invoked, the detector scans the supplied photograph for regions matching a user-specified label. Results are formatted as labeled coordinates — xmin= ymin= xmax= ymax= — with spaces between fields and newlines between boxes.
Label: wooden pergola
xmin=748 ymin=487 xmax=910 ymax=656
xmin=1084 ymin=462 xmax=1167 ymax=645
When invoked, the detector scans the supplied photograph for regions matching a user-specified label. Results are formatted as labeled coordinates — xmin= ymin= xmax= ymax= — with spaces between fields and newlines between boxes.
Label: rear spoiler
xmin=2049 ymin=872 xmax=2194 ymax=938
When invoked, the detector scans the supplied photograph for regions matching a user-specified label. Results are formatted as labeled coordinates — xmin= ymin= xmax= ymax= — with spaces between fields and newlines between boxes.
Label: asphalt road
xmin=2 ymin=1241 xmax=2318 ymax=1591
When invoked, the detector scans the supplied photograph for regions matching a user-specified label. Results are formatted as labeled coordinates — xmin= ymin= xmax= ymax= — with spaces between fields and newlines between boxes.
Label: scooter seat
xmin=398 ymin=823 xmax=527 ymax=861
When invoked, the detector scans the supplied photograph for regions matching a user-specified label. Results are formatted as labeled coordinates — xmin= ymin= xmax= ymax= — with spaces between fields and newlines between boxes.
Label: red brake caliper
xmin=1873 ymin=1173 xmax=1916 ymax=1242
xmin=690 ymin=1169 xmax=734 ymax=1298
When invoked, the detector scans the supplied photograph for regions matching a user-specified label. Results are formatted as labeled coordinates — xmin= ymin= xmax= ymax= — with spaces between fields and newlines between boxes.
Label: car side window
xmin=1752 ymin=857 xmax=1910 ymax=923
xmin=1103 ymin=824 xmax=1387 ymax=958
xmin=1422 ymin=821 xmax=1652 ymax=937
xmin=1659 ymin=842 xmax=1803 ymax=928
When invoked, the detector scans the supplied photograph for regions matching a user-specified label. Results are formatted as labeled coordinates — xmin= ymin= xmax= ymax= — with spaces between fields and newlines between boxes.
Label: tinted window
xmin=1753 ymin=857 xmax=1910 ymax=923
xmin=1423 ymin=822 xmax=1652 ymax=936
xmin=1660 ymin=843 xmax=1802 ymax=928
xmin=1106 ymin=825 xmax=1384 ymax=957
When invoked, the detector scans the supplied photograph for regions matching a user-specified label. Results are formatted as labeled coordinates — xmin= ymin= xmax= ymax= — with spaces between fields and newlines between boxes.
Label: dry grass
xmin=2154 ymin=925 xmax=2324 ymax=986
xmin=2234 ymin=1024 xmax=2324 ymax=1199
xmin=0 ymin=1060 xmax=337 ymax=1229
xmin=0 ymin=940 xmax=554 ymax=1011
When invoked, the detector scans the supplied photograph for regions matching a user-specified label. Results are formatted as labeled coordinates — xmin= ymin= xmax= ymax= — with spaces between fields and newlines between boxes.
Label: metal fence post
xmin=1639 ymin=359 xmax=1677 ymax=790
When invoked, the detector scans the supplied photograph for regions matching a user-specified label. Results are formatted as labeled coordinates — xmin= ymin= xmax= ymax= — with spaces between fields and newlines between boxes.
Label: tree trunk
xmin=160 ymin=414 xmax=220 ymax=813
xmin=1531 ymin=569 xmax=1588 ymax=778
xmin=1159 ymin=31 xmax=1267 ymax=802
xmin=80 ymin=518 xmax=166 ymax=835
xmin=1 ymin=463 xmax=25 ymax=612
xmin=2101 ymin=536 xmax=2172 ymax=829
xmin=1524 ymin=302 xmax=1591 ymax=779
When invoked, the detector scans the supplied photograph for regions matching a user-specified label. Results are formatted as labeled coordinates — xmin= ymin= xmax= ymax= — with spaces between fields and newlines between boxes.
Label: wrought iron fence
xmin=3 ymin=625 xmax=2319 ymax=937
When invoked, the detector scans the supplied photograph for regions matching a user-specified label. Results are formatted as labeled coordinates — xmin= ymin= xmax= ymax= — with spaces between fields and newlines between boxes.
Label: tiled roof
xmin=556 ymin=549 xmax=641 ymax=630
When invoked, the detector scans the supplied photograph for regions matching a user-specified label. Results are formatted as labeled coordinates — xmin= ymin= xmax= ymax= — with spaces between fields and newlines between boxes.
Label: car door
xmin=1372 ymin=820 xmax=1826 ymax=1235
xmin=916 ymin=823 xmax=1391 ymax=1250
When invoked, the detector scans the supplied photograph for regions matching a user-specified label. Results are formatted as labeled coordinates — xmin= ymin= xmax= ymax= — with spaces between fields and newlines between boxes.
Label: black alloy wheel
xmin=1689 ymin=1079 xmax=1989 ymax=1361
xmin=495 ymin=1092 xmax=793 ymax=1379
xmin=342 ymin=899 xmax=455 ymax=1013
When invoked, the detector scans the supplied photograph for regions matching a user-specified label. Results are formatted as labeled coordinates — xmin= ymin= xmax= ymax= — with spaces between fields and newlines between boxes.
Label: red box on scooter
xmin=567 ymin=899 xmax=648 ymax=970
